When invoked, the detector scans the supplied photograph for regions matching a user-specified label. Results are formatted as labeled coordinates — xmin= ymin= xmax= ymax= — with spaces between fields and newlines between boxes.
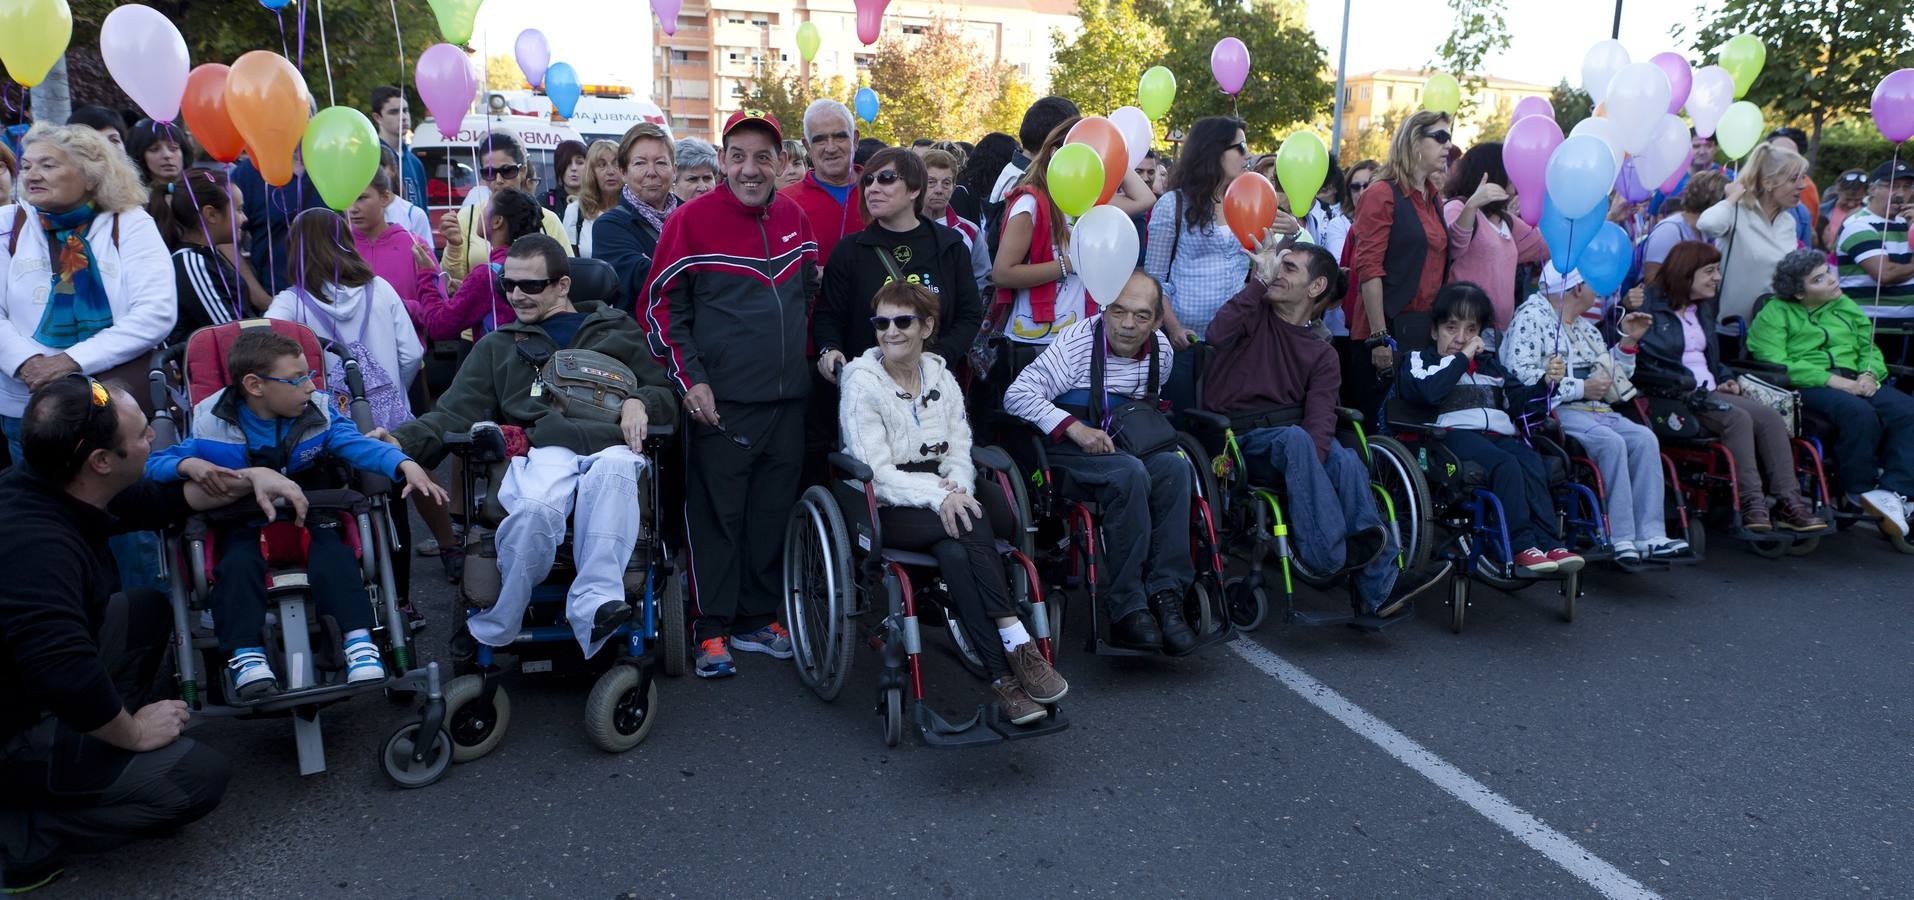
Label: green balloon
xmin=1048 ymin=142 xmax=1105 ymax=218
xmin=1276 ymin=131 xmax=1328 ymax=218
xmin=1423 ymin=73 xmax=1461 ymax=117
xmin=1138 ymin=66 xmax=1176 ymax=122
xmin=302 ymin=106 xmax=382 ymax=212
xmin=1718 ymin=33 xmax=1765 ymax=99
xmin=1714 ymin=100 xmax=1765 ymax=160
xmin=797 ymin=21 xmax=820 ymax=63
xmin=427 ymin=0 xmax=483 ymax=45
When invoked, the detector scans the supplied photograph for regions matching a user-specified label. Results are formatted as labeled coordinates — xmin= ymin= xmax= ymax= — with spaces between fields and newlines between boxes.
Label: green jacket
xmin=1746 ymin=293 xmax=1886 ymax=390
xmin=393 ymin=301 xmax=678 ymax=461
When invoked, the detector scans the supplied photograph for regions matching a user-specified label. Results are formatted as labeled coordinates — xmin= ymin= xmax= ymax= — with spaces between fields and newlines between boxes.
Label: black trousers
xmin=0 ymin=591 xmax=230 ymax=870
xmin=1440 ymin=429 xmax=1558 ymax=553
xmin=878 ymin=484 xmax=1019 ymax=678
xmin=685 ymin=399 xmax=806 ymax=642
xmin=211 ymin=517 xmax=373 ymax=656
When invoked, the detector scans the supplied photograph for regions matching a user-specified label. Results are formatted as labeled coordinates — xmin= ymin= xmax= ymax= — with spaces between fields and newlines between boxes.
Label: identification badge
xmin=529 ymin=381 xmax=542 ymax=398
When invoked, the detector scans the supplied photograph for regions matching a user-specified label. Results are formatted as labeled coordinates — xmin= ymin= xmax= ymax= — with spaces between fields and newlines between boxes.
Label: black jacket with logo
xmin=814 ymin=216 xmax=983 ymax=366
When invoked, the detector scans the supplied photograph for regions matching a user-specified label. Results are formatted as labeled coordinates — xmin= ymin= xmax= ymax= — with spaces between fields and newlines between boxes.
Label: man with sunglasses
xmin=0 ymin=376 xmax=308 ymax=891
xmin=785 ymin=99 xmax=865 ymax=266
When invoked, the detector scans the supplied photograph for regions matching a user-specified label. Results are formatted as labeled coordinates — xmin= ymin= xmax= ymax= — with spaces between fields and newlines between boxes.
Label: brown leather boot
xmin=1740 ymin=496 xmax=1772 ymax=532
xmin=1775 ymin=496 xmax=1827 ymax=532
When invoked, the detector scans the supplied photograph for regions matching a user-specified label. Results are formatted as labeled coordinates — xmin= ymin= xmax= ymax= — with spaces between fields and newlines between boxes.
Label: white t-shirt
xmin=1004 ymin=193 xmax=1089 ymax=345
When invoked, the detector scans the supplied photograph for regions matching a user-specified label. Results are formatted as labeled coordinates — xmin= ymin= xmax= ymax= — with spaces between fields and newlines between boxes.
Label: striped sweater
xmin=1004 ymin=314 xmax=1173 ymax=440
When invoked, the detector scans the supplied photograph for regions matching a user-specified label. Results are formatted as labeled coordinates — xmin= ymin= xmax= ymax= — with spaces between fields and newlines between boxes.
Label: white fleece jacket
xmin=837 ymin=347 xmax=974 ymax=511
xmin=265 ymin=276 xmax=423 ymax=407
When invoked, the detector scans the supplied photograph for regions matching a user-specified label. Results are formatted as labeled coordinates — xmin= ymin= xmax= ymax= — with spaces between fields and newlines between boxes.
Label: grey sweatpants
xmin=1557 ymin=407 xmax=1668 ymax=547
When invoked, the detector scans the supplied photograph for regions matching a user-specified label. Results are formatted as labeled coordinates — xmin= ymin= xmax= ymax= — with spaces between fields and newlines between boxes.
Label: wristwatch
xmin=1363 ymin=331 xmax=1392 ymax=349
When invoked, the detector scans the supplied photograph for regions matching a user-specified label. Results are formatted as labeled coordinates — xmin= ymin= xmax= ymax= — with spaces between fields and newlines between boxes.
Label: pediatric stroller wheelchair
xmin=147 ymin=319 xmax=448 ymax=785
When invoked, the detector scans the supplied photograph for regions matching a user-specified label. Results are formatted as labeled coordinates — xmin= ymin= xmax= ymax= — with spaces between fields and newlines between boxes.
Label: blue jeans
xmin=1240 ymin=425 xmax=1399 ymax=611
xmin=4 ymin=415 xmax=168 ymax=593
xmin=1801 ymin=384 xmax=1914 ymax=497
xmin=1047 ymin=445 xmax=1195 ymax=619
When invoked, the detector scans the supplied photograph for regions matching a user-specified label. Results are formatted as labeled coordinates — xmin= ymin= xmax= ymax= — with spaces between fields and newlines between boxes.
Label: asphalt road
xmin=45 ymin=519 xmax=1913 ymax=899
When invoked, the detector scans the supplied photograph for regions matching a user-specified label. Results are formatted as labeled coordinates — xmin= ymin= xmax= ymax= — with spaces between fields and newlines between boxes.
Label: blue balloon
xmin=258 ymin=0 xmax=290 ymax=8
xmin=854 ymin=87 xmax=879 ymax=123
xmin=1540 ymin=195 xmax=1608 ymax=274
xmin=545 ymin=62 xmax=582 ymax=119
xmin=1577 ymin=222 xmax=1634 ymax=297
xmin=1544 ymin=134 xmax=1619 ymax=220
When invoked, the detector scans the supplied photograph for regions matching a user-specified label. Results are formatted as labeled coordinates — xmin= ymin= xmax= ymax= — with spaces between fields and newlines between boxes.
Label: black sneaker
xmin=1149 ymin=590 xmax=1198 ymax=656
xmin=1109 ymin=610 xmax=1162 ymax=651
xmin=1373 ymin=561 xmax=1453 ymax=618
xmin=589 ymin=600 xmax=634 ymax=644
xmin=2 ymin=858 xmax=65 ymax=894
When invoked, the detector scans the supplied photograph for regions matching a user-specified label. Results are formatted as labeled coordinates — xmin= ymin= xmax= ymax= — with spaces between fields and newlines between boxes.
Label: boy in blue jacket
xmin=147 ymin=329 xmax=445 ymax=699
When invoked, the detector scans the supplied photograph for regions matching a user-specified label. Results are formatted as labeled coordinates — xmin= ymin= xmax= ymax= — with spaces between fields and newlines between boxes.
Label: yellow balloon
xmin=797 ymin=21 xmax=821 ymax=63
xmin=1718 ymin=33 xmax=1766 ymax=100
xmin=0 ymin=0 xmax=72 ymax=88
xmin=1423 ymin=73 xmax=1461 ymax=117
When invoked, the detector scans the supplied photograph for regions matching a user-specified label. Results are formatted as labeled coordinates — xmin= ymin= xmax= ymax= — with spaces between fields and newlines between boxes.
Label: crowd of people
xmin=2 ymin=81 xmax=1911 ymax=891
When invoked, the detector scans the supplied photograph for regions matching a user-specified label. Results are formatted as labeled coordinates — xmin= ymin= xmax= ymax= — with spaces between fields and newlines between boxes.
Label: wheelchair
xmin=781 ymin=446 xmax=1067 ymax=747
xmin=147 ymin=319 xmax=448 ymax=785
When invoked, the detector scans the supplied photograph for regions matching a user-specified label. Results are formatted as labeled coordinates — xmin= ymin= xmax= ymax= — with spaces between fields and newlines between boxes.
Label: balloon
xmin=1503 ymin=114 xmax=1565 ymax=226
xmin=1715 ymin=101 xmax=1764 ymax=159
xmin=1065 ymin=117 xmax=1127 ymax=206
xmin=225 ymin=51 xmax=309 ymax=187
xmin=1658 ymin=148 xmax=1695 ymax=194
xmin=1581 ymin=39 xmax=1630 ymax=105
xmin=1223 ymin=172 xmax=1277 ymax=252
xmin=514 ymin=29 xmax=550 ymax=89
xmin=1649 ymin=52 xmax=1692 ymax=115
xmin=1423 ymin=73 xmax=1461 ymax=117
xmin=1545 ymin=134 xmax=1620 ymax=220
xmin=182 ymin=65 xmax=246 ymax=163
xmin=1718 ymin=33 xmax=1765 ymax=100
xmin=1613 ymin=158 xmax=1652 ymax=204
xmin=100 ymin=5 xmax=190 ymax=124
xmin=1872 ymin=69 xmax=1914 ymax=143
xmin=1603 ymin=63 xmax=1672 ymax=156
xmin=1276 ymin=131 xmax=1328 ymax=218
xmin=1512 ymin=95 xmax=1554 ymax=123
xmin=797 ymin=21 xmax=821 ymax=63
xmin=1569 ymin=116 xmax=1626 ymax=174
xmin=416 ymin=43 xmax=478 ymax=140
xmin=1686 ymin=65 xmax=1735 ymax=138
xmin=301 ymin=106 xmax=382 ymax=212
xmin=1109 ymin=106 xmax=1153 ymax=171
xmin=1578 ymin=222 xmax=1633 ymax=297
xmin=0 ymin=0 xmax=71 ymax=88
xmin=1046 ymin=143 xmax=1104 ymax=218
xmin=258 ymin=0 xmax=289 ymax=8
xmin=1633 ymin=114 xmax=1691 ymax=189
xmin=545 ymin=63 xmax=582 ymax=119
xmin=854 ymin=0 xmax=889 ymax=46
xmin=1540 ymin=195 xmax=1608 ymax=273
xmin=1138 ymin=66 xmax=1177 ymax=121
xmin=1210 ymin=37 xmax=1249 ymax=96
xmin=652 ymin=0 xmax=681 ymax=36
xmin=1071 ymin=206 xmax=1141 ymax=307
xmin=854 ymin=87 xmax=880 ymax=123
xmin=425 ymin=0 xmax=483 ymax=45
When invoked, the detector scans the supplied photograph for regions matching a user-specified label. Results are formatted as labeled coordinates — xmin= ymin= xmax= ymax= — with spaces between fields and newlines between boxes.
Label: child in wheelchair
xmin=1399 ymin=283 xmax=1585 ymax=576
xmin=146 ymin=329 xmax=446 ymax=699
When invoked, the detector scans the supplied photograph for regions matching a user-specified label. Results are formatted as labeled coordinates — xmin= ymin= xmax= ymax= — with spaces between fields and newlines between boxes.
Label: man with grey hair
xmin=672 ymin=137 xmax=718 ymax=203
xmin=787 ymin=98 xmax=864 ymax=264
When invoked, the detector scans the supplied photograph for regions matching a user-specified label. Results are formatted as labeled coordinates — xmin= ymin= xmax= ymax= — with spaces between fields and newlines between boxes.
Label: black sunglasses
xmin=1422 ymin=129 xmax=1452 ymax=145
xmin=1230 ymin=141 xmax=1249 ymax=156
xmin=870 ymin=314 xmax=919 ymax=332
xmin=499 ymin=276 xmax=555 ymax=295
xmin=480 ymin=163 xmax=525 ymax=180
xmin=861 ymin=170 xmax=904 ymax=187
xmin=1350 ymin=179 xmax=1372 ymax=191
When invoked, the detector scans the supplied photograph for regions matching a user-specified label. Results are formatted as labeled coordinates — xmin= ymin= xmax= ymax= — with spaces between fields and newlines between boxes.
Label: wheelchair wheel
xmin=880 ymin=686 xmax=904 ymax=747
xmin=658 ymin=575 xmax=688 ymax=677
xmin=584 ymin=664 xmax=657 ymax=753
xmin=1448 ymin=570 xmax=1470 ymax=634
xmin=1185 ymin=580 xmax=1217 ymax=637
xmin=380 ymin=723 xmax=452 ymax=789
xmin=1561 ymin=571 xmax=1578 ymax=623
xmin=1367 ymin=435 xmax=1434 ymax=574
xmin=1224 ymin=577 xmax=1268 ymax=632
xmin=1786 ymin=536 xmax=1820 ymax=556
xmin=1175 ymin=433 xmax=1221 ymax=514
xmin=783 ymin=485 xmax=855 ymax=702
xmin=1748 ymin=535 xmax=1790 ymax=559
xmin=442 ymin=674 xmax=510 ymax=763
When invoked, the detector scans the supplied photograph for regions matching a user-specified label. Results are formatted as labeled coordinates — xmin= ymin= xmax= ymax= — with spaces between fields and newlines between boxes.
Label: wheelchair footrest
xmin=912 ymin=700 xmax=1068 ymax=748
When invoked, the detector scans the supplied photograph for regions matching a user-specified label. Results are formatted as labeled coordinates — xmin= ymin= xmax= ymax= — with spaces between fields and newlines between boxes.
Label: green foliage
xmin=1144 ymin=0 xmax=1332 ymax=149
xmin=485 ymin=53 xmax=525 ymax=92
xmin=734 ymin=59 xmax=850 ymax=143
xmin=1550 ymin=79 xmax=1593 ymax=134
xmin=984 ymin=68 xmax=1038 ymax=138
xmin=1433 ymin=0 xmax=1511 ymax=120
xmin=1806 ymin=120 xmax=1913 ymax=187
xmin=1049 ymin=0 xmax=1164 ymax=118
xmin=864 ymin=18 xmax=1007 ymax=145
xmin=1340 ymin=105 xmax=1402 ymax=168
xmin=1473 ymin=96 xmax=1514 ymax=143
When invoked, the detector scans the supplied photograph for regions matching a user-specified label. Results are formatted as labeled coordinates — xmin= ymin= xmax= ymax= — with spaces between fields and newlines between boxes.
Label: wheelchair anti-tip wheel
xmin=783 ymin=485 xmax=856 ymax=701
xmin=442 ymin=673 xmax=510 ymax=763
xmin=1224 ymin=577 xmax=1268 ymax=632
xmin=379 ymin=722 xmax=452 ymax=789
xmin=584 ymin=664 xmax=658 ymax=753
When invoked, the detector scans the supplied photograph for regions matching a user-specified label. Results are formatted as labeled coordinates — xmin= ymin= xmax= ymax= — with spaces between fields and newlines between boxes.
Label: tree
xmin=486 ymin=54 xmax=525 ymax=92
xmin=984 ymin=67 xmax=1038 ymax=137
xmin=1474 ymin=96 xmax=1515 ymax=143
xmin=1145 ymin=0 xmax=1332 ymax=148
xmin=1341 ymin=105 xmax=1402 ymax=167
xmin=1432 ymin=0 xmax=1511 ymax=121
xmin=734 ymin=60 xmax=849 ymax=141
xmin=1050 ymin=0 xmax=1164 ymax=117
xmin=864 ymin=18 xmax=1005 ymax=145
xmin=1679 ymin=0 xmax=1914 ymax=164
xmin=1550 ymin=79 xmax=1593 ymax=134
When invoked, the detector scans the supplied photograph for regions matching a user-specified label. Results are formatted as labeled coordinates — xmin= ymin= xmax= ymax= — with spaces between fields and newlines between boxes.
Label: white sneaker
xmin=345 ymin=638 xmax=387 ymax=684
xmin=1859 ymin=490 xmax=1909 ymax=540
xmin=227 ymin=649 xmax=278 ymax=700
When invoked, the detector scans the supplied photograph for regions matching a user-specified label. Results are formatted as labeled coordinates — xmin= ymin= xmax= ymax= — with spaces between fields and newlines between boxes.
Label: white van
xmin=408 ymin=112 xmax=584 ymax=224
xmin=479 ymin=90 xmax=672 ymax=145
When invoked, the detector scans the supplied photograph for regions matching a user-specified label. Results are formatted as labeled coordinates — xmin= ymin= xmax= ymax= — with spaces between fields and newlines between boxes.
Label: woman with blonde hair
xmin=1344 ymin=110 xmax=1453 ymax=407
xmin=563 ymin=139 xmax=622 ymax=257
xmin=1697 ymin=142 xmax=1812 ymax=328
xmin=594 ymin=123 xmax=681 ymax=311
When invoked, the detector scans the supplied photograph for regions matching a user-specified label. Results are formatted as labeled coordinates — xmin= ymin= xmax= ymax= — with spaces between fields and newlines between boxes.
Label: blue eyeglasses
xmin=260 ymin=370 xmax=318 ymax=388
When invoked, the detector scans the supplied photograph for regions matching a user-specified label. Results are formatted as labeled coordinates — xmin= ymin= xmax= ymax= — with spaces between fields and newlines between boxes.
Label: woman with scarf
xmin=593 ymin=124 xmax=681 ymax=314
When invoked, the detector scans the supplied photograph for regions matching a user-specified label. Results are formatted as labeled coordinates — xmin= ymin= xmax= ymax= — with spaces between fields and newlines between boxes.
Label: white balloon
xmin=1581 ymin=39 xmax=1631 ymax=106
xmin=1070 ymin=205 xmax=1141 ymax=308
xmin=1108 ymin=106 xmax=1154 ymax=172
xmin=1569 ymin=117 xmax=1626 ymax=175
xmin=1686 ymin=65 xmax=1735 ymax=138
xmin=1604 ymin=63 xmax=1672 ymax=155
xmin=100 ymin=5 xmax=191 ymax=124
xmin=1633 ymin=114 xmax=1691 ymax=188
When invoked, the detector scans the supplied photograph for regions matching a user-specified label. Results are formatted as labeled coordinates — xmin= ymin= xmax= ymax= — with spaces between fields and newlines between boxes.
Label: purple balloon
xmin=515 ymin=30 xmax=550 ymax=90
xmin=1512 ymin=95 xmax=1554 ymax=123
xmin=1658 ymin=147 xmax=1696 ymax=194
xmin=653 ymin=0 xmax=682 ymax=35
xmin=1873 ymin=68 xmax=1914 ymax=143
xmin=1614 ymin=157 xmax=1653 ymax=204
xmin=1650 ymin=52 xmax=1692 ymax=116
xmin=1503 ymin=114 xmax=1565 ymax=226
xmin=1211 ymin=37 xmax=1249 ymax=96
xmin=417 ymin=43 xmax=478 ymax=141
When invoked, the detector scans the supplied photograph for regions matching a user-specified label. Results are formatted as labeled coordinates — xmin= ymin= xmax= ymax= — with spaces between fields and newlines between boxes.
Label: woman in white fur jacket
xmin=838 ymin=282 xmax=1068 ymax=726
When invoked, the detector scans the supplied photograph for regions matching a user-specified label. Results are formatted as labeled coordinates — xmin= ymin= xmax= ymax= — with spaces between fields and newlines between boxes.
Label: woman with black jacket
xmin=592 ymin=123 xmax=680 ymax=313
xmin=814 ymin=147 xmax=984 ymax=380
xmin=1635 ymin=240 xmax=1823 ymax=532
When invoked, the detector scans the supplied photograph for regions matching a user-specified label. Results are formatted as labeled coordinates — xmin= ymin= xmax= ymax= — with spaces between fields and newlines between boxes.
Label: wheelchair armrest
xmin=1720 ymin=314 xmax=1749 ymax=337
xmin=1723 ymin=362 xmax=1789 ymax=387
xmin=1887 ymin=364 xmax=1914 ymax=380
xmin=1389 ymin=420 xmax=1445 ymax=436
xmin=441 ymin=431 xmax=473 ymax=449
xmin=828 ymin=451 xmax=874 ymax=483
xmin=645 ymin=422 xmax=677 ymax=441
xmin=1180 ymin=409 xmax=1231 ymax=433
xmin=971 ymin=445 xmax=1014 ymax=475
xmin=1336 ymin=407 xmax=1365 ymax=424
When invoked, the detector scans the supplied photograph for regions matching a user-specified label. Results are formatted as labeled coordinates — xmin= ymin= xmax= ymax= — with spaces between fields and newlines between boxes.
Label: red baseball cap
xmin=722 ymin=108 xmax=783 ymax=145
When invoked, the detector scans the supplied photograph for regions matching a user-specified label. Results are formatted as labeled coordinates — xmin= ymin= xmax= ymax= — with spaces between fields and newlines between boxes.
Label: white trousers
xmin=471 ymin=444 xmax=646 ymax=657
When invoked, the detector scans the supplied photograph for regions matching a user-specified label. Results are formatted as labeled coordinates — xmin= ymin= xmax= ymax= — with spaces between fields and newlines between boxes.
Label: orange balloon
xmin=1223 ymin=172 xmax=1277 ymax=251
xmin=224 ymin=51 xmax=310 ymax=186
xmin=1066 ymin=116 xmax=1128 ymax=206
xmin=181 ymin=64 xmax=246 ymax=164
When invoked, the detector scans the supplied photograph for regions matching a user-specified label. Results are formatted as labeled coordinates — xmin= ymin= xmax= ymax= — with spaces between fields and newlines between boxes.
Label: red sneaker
xmin=1511 ymin=547 xmax=1558 ymax=574
xmin=1544 ymin=547 xmax=1585 ymax=573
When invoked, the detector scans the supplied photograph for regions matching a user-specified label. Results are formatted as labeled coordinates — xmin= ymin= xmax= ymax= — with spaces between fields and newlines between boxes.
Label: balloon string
xmin=296 ymin=1 xmax=309 ymax=73
xmin=276 ymin=11 xmax=290 ymax=59
xmin=315 ymin=0 xmax=337 ymax=107
xmin=182 ymin=175 xmax=241 ymax=318
xmin=387 ymin=0 xmax=408 ymax=112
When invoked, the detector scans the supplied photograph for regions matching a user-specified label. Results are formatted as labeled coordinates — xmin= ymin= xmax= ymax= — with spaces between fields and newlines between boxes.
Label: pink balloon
xmin=1658 ymin=148 xmax=1696 ymax=195
xmin=652 ymin=0 xmax=681 ymax=35
xmin=514 ymin=29 xmax=550 ymax=89
xmin=1503 ymin=114 xmax=1565 ymax=226
xmin=1512 ymin=95 xmax=1554 ymax=123
xmin=1650 ymin=53 xmax=1692 ymax=116
xmin=854 ymin=0 xmax=890 ymax=45
xmin=1211 ymin=37 xmax=1249 ymax=96
xmin=1873 ymin=68 xmax=1914 ymax=143
xmin=416 ymin=43 xmax=478 ymax=141
xmin=101 ymin=5 xmax=191 ymax=124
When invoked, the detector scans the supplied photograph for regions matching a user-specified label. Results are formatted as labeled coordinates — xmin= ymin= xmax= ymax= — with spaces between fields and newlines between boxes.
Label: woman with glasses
xmin=439 ymin=132 xmax=568 ymax=291
xmin=1346 ymin=112 xmax=1453 ymax=410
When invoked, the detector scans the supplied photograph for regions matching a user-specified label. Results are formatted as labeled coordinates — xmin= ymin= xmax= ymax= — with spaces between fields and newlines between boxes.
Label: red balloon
xmin=182 ymin=64 xmax=246 ymax=163
xmin=1223 ymin=172 xmax=1277 ymax=251
xmin=1065 ymin=116 xmax=1128 ymax=206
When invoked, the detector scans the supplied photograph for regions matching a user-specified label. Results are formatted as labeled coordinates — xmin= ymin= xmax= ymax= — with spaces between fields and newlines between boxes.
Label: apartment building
xmin=1338 ymin=68 xmax=1552 ymax=146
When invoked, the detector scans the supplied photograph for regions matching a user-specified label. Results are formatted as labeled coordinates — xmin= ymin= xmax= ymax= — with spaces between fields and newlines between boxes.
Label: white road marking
xmin=1229 ymin=640 xmax=1661 ymax=900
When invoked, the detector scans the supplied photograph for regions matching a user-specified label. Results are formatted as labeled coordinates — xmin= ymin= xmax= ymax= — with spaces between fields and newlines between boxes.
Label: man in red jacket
xmin=784 ymin=99 xmax=864 ymax=264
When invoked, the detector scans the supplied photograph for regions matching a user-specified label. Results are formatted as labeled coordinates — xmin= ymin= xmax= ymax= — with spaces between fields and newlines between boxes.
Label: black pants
xmin=686 ymin=399 xmax=806 ymax=642
xmin=211 ymin=517 xmax=372 ymax=656
xmin=879 ymin=484 xmax=1019 ymax=678
xmin=1440 ymin=429 xmax=1558 ymax=552
xmin=0 ymin=591 xmax=230 ymax=870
